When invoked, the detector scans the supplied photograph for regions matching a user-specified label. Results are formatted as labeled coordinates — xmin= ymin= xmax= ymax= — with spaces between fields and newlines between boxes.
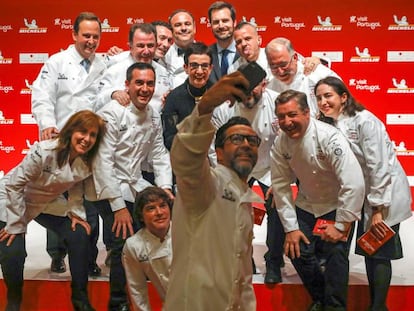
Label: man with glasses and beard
xmin=211 ymin=78 xmax=283 ymax=284
xmin=165 ymin=71 xmax=264 ymax=311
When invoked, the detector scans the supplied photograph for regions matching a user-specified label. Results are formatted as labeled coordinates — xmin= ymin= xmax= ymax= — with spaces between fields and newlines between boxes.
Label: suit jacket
xmin=208 ymin=42 xmax=239 ymax=84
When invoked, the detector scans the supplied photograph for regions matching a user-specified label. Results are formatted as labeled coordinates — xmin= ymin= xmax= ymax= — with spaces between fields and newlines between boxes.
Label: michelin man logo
xmin=389 ymin=15 xmax=414 ymax=30
xmin=318 ymin=16 xmax=332 ymax=26
xmin=101 ymin=18 xmax=119 ymax=33
xmin=393 ymin=15 xmax=409 ymax=26
xmin=24 ymin=18 xmax=38 ymax=29
xmin=387 ymin=78 xmax=414 ymax=93
xmin=355 ymin=47 xmax=370 ymax=57
xmin=313 ymin=16 xmax=341 ymax=31
xmin=20 ymin=18 xmax=47 ymax=33
xmin=393 ymin=78 xmax=408 ymax=89
xmin=350 ymin=47 xmax=380 ymax=62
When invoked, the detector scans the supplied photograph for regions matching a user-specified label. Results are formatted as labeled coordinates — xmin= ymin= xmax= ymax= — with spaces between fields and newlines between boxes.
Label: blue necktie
xmin=80 ymin=59 xmax=90 ymax=73
xmin=221 ymin=49 xmax=229 ymax=76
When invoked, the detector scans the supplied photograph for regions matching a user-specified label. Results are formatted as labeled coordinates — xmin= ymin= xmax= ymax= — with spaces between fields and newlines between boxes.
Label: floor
xmin=1 ymin=212 xmax=413 ymax=286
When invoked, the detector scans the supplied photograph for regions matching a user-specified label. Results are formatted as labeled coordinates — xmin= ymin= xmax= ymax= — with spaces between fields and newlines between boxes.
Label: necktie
xmin=221 ymin=49 xmax=229 ymax=76
xmin=177 ymin=48 xmax=184 ymax=56
xmin=80 ymin=59 xmax=90 ymax=73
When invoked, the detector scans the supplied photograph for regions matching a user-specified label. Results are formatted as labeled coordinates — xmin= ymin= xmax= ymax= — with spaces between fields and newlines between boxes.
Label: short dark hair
xmin=183 ymin=42 xmax=212 ymax=65
xmin=128 ymin=23 xmax=157 ymax=45
xmin=73 ymin=12 xmax=101 ymax=34
xmin=208 ymin=1 xmax=236 ymax=22
xmin=235 ymin=21 xmax=256 ymax=31
xmin=126 ymin=62 xmax=156 ymax=82
xmin=151 ymin=20 xmax=172 ymax=32
xmin=133 ymin=186 xmax=173 ymax=225
xmin=215 ymin=116 xmax=252 ymax=149
xmin=275 ymin=89 xmax=309 ymax=112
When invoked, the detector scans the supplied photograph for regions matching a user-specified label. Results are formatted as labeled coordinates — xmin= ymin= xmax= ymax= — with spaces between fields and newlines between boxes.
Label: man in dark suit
xmin=208 ymin=1 xmax=239 ymax=84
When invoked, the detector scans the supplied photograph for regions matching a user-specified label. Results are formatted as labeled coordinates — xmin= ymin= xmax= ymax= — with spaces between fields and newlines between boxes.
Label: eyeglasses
xmin=270 ymin=54 xmax=294 ymax=71
xmin=188 ymin=62 xmax=211 ymax=71
xmin=224 ymin=134 xmax=261 ymax=147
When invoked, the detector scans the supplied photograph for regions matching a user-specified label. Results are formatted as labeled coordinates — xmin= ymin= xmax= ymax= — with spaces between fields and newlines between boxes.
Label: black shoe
xmin=50 ymin=257 xmax=66 ymax=273
xmin=88 ymin=263 xmax=102 ymax=277
xmin=264 ymin=268 xmax=282 ymax=284
xmin=72 ymin=299 xmax=95 ymax=311
xmin=308 ymin=301 xmax=324 ymax=311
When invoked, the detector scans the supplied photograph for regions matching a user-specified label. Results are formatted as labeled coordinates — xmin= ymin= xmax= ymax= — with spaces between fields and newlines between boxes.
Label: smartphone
xmin=237 ymin=61 xmax=267 ymax=95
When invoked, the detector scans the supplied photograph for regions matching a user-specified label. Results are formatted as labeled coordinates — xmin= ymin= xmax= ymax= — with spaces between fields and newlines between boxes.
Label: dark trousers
xmin=0 ymin=214 xmax=90 ymax=308
xmin=92 ymin=199 xmax=141 ymax=309
xmin=46 ymin=201 xmax=107 ymax=268
xmin=248 ymin=179 xmax=285 ymax=270
xmin=291 ymin=207 xmax=353 ymax=310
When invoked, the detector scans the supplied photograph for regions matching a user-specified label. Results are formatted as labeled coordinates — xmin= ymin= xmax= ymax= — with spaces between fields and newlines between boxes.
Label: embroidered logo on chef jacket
xmin=222 ymin=188 xmax=236 ymax=202
xmin=138 ymin=254 xmax=149 ymax=262
xmin=57 ymin=73 xmax=68 ymax=80
xmin=282 ymin=152 xmax=291 ymax=160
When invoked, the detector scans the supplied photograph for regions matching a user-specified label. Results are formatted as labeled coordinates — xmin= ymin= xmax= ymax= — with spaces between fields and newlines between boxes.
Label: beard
xmin=214 ymin=30 xmax=233 ymax=41
xmin=232 ymin=161 xmax=254 ymax=179
xmin=230 ymin=151 xmax=257 ymax=179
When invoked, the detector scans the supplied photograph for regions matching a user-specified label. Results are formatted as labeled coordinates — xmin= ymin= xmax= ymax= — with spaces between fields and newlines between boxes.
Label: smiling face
xmin=266 ymin=43 xmax=298 ymax=85
xmin=154 ymin=25 xmax=173 ymax=59
xmin=216 ymin=124 xmax=258 ymax=181
xmin=126 ymin=68 xmax=155 ymax=110
xmin=69 ymin=125 xmax=98 ymax=160
xmin=210 ymin=7 xmax=236 ymax=43
xmin=315 ymin=83 xmax=347 ymax=120
xmin=142 ymin=198 xmax=171 ymax=239
xmin=276 ymin=99 xmax=310 ymax=139
xmin=184 ymin=53 xmax=212 ymax=89
xmin=170 ymin=12 xmax=195 ymax=49
xmin=73 ymin=20 xmax=101 ymax=59
xmin=234 ymin=24 xmax=260 ymax=62
xmin=129 ymin=29 xmax=156 ymax=63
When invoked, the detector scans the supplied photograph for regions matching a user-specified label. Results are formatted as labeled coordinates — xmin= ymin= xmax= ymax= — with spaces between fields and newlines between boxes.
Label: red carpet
xmin=1 ymin=280 xmax=413 ymax=310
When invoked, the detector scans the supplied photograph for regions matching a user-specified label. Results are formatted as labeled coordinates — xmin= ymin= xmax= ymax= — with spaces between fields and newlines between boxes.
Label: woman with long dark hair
xmin=315 ymin=77 xmax=412 ymax=311
xmin=0 ymin=110 xmax=105 ymax=311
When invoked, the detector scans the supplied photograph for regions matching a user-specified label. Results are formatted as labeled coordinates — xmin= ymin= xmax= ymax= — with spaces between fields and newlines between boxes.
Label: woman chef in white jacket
xmin=315 ymin=76 xmax=412 ymax=311
xmin=0 ymin=110 xmax=105 ymax=311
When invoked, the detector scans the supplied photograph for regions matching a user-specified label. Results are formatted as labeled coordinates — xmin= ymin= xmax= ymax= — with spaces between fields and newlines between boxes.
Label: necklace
xmin=186 ymin=83 xmax=206 ymax=104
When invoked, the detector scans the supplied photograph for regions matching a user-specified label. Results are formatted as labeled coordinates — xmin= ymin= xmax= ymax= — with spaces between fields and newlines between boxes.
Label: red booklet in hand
xmin=313 ymin=219 xmax=351 ymax=242
xmin=357 ymin=221 xmax=395 ymax=255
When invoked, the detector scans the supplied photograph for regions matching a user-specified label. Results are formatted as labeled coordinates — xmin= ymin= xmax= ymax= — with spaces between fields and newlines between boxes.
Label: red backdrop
xmin=1 ymin=0 xmax=413 ymax=205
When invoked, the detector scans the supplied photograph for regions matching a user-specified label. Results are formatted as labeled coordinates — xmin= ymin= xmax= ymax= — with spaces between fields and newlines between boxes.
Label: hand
xmin=303 ymin=56 xmax=321 ymax=75
xmin=264 ymin=187 xmax=273 ymax=201
xmin=107 ymin=45 xmax=124 ymax=56
xmin=111 ymin=90 xmax=131 ymax=107
xmin=161 ymin=90 xmax=171 ymax=109
xmin=319 ymin=223 xmax=346 ymax=243
xmin=198 ymin=71 xmax=249 ymax=115
xmin=113 ymin=207 xmax=134 ymax=239
xmin=371 ymin=210 xmax=386 ymax=240
xmin=0 ymin=228 xmax=17 ymax=246
xmin=70 ymin=214 xmax=91 ymax=235
xmin=163 ymin=188 xmax=175 ymax=200
xmin=284 ymin=230 xmax=310 ymax=259
xmin=41 ymin=127 xmax=59 ymax=140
